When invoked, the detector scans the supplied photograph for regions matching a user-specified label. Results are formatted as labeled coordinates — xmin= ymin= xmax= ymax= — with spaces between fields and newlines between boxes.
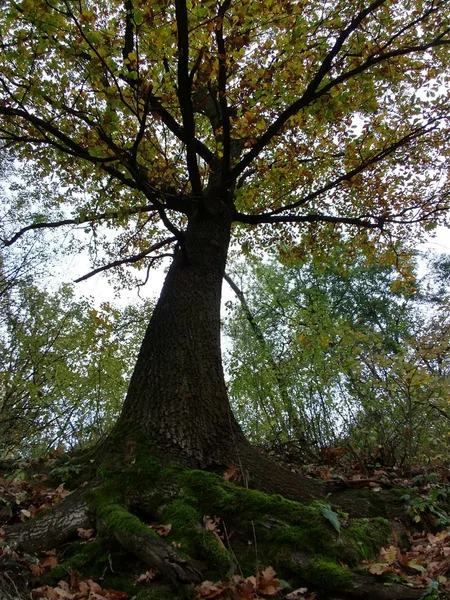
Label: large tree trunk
xmin=100 ymin=195 xmax=330 ymax=502
xmin=114 ymin=197 xmax=248 ymax=467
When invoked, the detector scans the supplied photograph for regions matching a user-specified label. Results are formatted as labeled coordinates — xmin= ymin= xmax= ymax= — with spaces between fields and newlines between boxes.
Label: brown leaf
xmin=30 ymin=563 xmax=45 ymax=576
xmin=20 ymin=508 xmax=31 ymax=521
xmin=203 ymin=516 xmax=227 ymax=550
xmin=41 ymin=555 xmax=59 ymax=569
xmin=55 ymin=484 xmax=71 ymax=499
xmin=223 ymin=466 xmax=238 ymax=482
xmin=86 ymin=580 xmax=103 ymax=594
xmin=77 ymin=528 xmax=94 ymax=539
xmin=149 ymin=524 xmax=172 ymax=537
xmin=285 ymin=589 xmax=309 ymax=600
xmin=136 ymin=570 xmax=157 ymax=583
xmin=196 ymin=580 xmax=225 ymax=599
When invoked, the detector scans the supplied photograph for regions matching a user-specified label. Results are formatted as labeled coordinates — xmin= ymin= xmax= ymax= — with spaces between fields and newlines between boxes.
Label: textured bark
xmin=345 ymin=574 xmax=425 ymax=600
xmin=4 ymin=488 xmax=93 ymax=553
xmin=114 ymin=200 xmax=248 ymax=467
xmin=110 ymin=528 xmax=202 ymax=583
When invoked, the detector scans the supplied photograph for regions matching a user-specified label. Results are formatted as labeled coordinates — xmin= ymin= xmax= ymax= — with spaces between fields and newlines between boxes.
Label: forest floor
xmin=1 ymin=443 xmax=450 ymax=600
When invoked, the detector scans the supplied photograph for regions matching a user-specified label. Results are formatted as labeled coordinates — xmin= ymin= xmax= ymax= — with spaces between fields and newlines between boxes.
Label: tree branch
xmin=230 ymin=0 xmax=389 ymax=181
xmin=230 ymin=2 xmax=450 ymax=182
xmin=264 ymin=120 xmax=438 ymax=217
xmin=74 ymin=237 xmax=177 ymax=282
xmin=175 ymin=0 xmax=203 ymax=195
xmin=215 ymin=0 xmax=232 ymax=180
xmin=233 ymin=212 xmax=381 ymax=228
xmin=1 ymin=205 xmax=158 ymax=247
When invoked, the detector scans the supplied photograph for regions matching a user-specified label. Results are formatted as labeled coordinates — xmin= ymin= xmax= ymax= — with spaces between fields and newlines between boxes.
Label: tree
xmin=224 ymin=247 xmax=450 ymax=468
xmin=2 ymin=3 xmax=450 ymax=596
xmin=1 ymin=0 xmax=450 ymax=510
xmin=0 ymin=280 xmax=151 ymax=457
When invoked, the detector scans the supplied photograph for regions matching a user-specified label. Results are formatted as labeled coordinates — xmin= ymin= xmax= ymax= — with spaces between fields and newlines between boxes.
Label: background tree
xmin=0 ymin=279 xmax=152 ymax=457
xmin=0 ymin=0 xmax=449 ymax=485
xmin=224 ymin=247 xmax=450 ymax=469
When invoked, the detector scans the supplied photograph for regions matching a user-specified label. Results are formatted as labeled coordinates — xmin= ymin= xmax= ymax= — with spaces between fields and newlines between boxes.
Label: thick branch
xmin=230 ymin=6 xmax=449 ymax=181
xmin=230 ymin=0 xmax=389 ymax=180
xmin=215 ymin=0 xmax=232 ymax=179
xmin=233 ymin=212 xmax=380 ymax=228
xmin=175 ymin=0 xmax=203 ymax=194
xmin=264 ymin=120 xmax=438 ymax=217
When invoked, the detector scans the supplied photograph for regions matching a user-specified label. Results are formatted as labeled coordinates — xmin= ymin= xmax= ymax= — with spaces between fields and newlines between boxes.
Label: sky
xmin=59 ymin=225 xmax=450 ymax=313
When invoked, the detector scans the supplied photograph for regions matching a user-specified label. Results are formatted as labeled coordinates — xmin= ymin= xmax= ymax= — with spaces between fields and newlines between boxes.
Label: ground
xmin=1 ymin=438 xmax=450 ymax=600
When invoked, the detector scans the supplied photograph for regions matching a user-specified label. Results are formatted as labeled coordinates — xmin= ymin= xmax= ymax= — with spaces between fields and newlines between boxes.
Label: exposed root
xmin=4 ymin=487 xmax=94 ymax=553
xmin=111 ymin=527 xmax=202 ymax=583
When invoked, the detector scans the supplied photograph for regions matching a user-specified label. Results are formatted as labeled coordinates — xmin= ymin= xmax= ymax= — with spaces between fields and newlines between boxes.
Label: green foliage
xmin=400 ymin=485 xmax=450 ymax=527
xmin=0 ymin=277 xmax=152 ymax=457
xmin=0 ymin=0 xmax=449 ymax=264
xmin=225 ymin=246 xmax=450 ymax=466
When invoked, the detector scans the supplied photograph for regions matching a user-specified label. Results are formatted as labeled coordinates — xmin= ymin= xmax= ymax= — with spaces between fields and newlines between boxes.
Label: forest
xmin=1 ymin=0 xmax=450 ymax=598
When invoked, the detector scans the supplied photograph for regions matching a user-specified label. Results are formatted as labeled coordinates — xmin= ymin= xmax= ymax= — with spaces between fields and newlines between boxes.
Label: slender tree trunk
xmin=115 ymin=198 xmax=247 ymax=467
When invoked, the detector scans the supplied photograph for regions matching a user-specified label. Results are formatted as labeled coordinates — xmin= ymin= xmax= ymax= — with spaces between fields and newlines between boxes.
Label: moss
xmin=174 ymin=470 xmax=334 ymax=558
xmin=305 ymin=558 xmax=352 ymax=590
xmin=266 ymin=524 xmax=329 ymax=555
xmin=179 ymin=470 xmax=325 ymax=526
xmin=98 ymin=502 xmax=158 ymax=537
xmin=44 ymin=539 xmax=118 ymax=585
xmin=338 ymin=517 xmax=390 ymax=565
xmin=162 ymin=499 xmax=232 ymax=574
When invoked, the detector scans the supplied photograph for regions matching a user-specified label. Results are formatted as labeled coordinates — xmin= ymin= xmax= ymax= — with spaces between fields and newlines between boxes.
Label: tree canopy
xmin=0 ymin=0 xmax=449 ymax=265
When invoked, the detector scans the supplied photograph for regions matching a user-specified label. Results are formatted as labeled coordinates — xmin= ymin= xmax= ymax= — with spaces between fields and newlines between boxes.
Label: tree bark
xmin=113 ymin=198 xmax=249 ymax=467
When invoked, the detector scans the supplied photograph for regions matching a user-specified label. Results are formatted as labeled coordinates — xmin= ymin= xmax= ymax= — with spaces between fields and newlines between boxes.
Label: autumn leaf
xmin=149 ymin=524 xmax=172 ymax=537
xmin=136 ymin=570 xmax=157 ymax=583
xmin=77 ymin=528 xmax=94 ymax=539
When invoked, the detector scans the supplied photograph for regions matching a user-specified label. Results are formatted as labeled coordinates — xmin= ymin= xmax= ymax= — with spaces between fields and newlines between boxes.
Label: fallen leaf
xmin=196 ymin=580 xmax=224 ymax=599
xmin=77 ymin=528 xmax=94 ymax=539
xmin=223 ymin=466 xmax=238 ymax=482
xmin=20 ymin=509 xmax=31 ymax=521
xmin=378 ymin=546 xmax=397 ymax=564
xmin=150 ymin=524 xmax=172 ymax=537
xmin=30 ymin=563 xmax=45 ymax=576
xmin=203 ymin=516 xmax=226 ymax=550
xmin=136 ymin=570 xmax=157 ymax=583
xmin=286 ymin=588 xmax=308 ymax=600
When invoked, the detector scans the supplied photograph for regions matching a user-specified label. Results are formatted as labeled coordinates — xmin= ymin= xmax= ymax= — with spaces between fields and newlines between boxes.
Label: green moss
xmin=267 ymin=524 xmax=328 ymax=555
xmin=305 ymin=558 xmax=352 ymax=590
xmin=44 ymin=539 xmax=116 ymax=585
xmin=179 ymin=470 xmax=325 ymax=526
xmin=174 ymin=470 xmax=334 ymax=558
xmin=162 ymin=499 xmax=232 ymax=573
xmin=98 ymin=502 xmax=158 ymax=537
xmin=338 ymin=517 xmax=390 ymax=565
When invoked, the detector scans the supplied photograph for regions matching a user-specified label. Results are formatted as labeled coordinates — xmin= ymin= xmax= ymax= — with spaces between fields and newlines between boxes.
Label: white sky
xmin=61 ymin=225 xmax=450 ymax=311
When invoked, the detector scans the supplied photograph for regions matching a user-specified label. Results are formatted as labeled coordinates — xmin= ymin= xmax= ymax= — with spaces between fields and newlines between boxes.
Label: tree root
xmin=110 ymin=527 xmax=202 ymax=583
xmin=346 ymin=574 xmax=425 ymax=599
xmin=0 ymin=457 xmax=429 ymax=599
xmin=233 ymin=443 xmax=404 ymax=519
xmin=4 ymin=487 xmax=94 ymax=553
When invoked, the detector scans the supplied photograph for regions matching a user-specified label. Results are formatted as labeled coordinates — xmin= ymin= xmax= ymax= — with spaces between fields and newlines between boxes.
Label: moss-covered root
xmin=345 ymin=574 xmax=425 ymax=600
xmin=97 ymin=503 xmax=202 ymax=583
